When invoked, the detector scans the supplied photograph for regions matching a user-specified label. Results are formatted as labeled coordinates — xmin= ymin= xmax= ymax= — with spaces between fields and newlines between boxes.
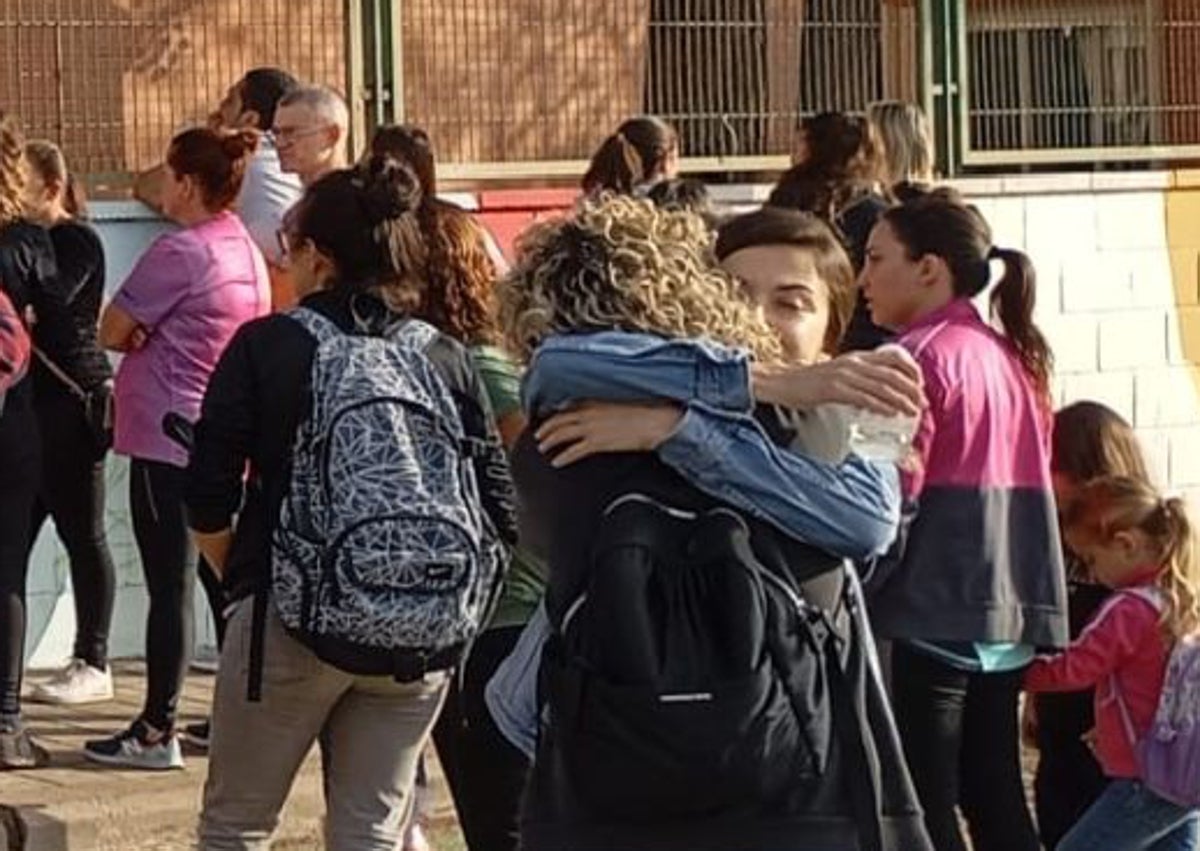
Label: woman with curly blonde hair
xmin=495 ymin=195 xmax=932 ymax=851
xmin=0 ymin=110 xmax=60 ymax=769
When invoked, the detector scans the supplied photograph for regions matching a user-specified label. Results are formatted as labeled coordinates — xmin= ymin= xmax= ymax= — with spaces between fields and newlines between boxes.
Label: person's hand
xmin=129 ymin=326 xmax=149 ymax=351
xmin=535 ymin=401 xmax=684 ymax=468
xmin=752 ymin=346 xmax=924 ymax=416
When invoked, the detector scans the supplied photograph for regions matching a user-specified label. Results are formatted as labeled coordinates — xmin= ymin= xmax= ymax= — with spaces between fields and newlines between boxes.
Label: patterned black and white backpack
xmin=265 ymin=306 xmax=503 ymax=687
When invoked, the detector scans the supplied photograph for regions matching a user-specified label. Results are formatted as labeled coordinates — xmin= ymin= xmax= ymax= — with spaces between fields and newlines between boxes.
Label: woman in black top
xmin=185 ymin=155 xmax=516 ymax=848
xmin=768 ymin=112 xmax=891 ymax=352
xmin=0 ymin=112 xmax=59 ymax=769
xmin=21 ymin=140 xmax=118 ymax=708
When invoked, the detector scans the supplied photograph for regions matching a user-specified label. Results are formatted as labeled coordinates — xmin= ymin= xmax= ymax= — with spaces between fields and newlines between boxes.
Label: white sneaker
xmin=29 ymin=659 xmax=114 ymax=705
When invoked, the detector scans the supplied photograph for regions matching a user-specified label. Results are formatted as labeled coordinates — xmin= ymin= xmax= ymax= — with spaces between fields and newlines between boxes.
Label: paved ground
xmin=1 ymin=662 xmax=463 ymax=850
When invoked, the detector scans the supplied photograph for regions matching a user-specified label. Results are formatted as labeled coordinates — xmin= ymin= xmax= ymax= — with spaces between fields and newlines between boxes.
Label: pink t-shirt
xmin=112 ymin=211 xmax=269 ymax=466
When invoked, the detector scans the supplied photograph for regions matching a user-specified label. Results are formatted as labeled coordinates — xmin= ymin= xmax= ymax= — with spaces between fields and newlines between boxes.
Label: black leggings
xmin=433 ymin=625 xmax=531 ymax=851
xmin=0 ymin=399 xmax=40 ymax=721
xmin=890 ymin=641 xmax=1039 ymax=851
xmin=29 ymin=385 xmax=116 ymax=670
xmin=129 ymin=458 xmax=215 ymax=731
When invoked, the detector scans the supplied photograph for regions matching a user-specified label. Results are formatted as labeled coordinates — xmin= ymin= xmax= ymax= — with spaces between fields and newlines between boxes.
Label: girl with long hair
xmin=1026 ymin=476 xmax=1200 ymax=851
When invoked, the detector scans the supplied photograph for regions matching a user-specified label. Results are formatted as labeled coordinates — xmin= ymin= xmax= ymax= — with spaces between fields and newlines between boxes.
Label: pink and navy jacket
xmin=1025 ymin=578 xmax=1168 ymax=778
xmin=867 ymin=298 xmax=1069 ymax=648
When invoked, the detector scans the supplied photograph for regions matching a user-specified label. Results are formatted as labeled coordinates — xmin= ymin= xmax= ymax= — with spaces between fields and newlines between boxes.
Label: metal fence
xmin=960 ymin=0 xmax=1200 ymax=166
xmin=0 ymin=0 xmax=347 ymax=196
xmin=395 ymin=0 xmax=921 ymax=180
xmin=13 ymin=1 xmax=1200 ymax=189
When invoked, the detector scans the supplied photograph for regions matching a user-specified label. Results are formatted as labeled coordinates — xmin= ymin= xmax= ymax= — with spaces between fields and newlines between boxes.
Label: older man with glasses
xmin=271 ymin=86 xmax=350 ymax=189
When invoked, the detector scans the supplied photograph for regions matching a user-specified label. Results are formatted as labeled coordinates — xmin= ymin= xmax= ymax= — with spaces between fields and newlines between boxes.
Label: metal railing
xmin=15 ymin=1 xmax=1200 ymax=189
xmin=958 ymin=0 xmax=1200 ymax=166
xmin=0 ymin=0 xmax=348 ymax=196
xmin=394 ymin=0 xmax=920 ymax=181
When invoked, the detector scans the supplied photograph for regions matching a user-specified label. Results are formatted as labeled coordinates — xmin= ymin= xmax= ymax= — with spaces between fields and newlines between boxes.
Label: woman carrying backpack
xmin=185 ymin=155 xmax=516 ymax=851
xmin=92 ymin=127 xmax=270 ymax=769
xmin=1025 ymin=476 xmax=1200 ymax=851
xmin=497 ymin=195 xmax=931 ymax=851
xmin=857 ymin=190 xmax=1068 ymax=851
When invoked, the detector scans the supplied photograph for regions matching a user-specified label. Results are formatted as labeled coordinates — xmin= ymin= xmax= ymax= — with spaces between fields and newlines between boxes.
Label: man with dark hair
xmin=134 ymin=68 xmax=303 ymax=306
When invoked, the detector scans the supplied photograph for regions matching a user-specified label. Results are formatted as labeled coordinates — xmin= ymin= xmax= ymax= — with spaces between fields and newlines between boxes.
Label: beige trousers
xmin=197 ymin=598 xmax=448 ymax=851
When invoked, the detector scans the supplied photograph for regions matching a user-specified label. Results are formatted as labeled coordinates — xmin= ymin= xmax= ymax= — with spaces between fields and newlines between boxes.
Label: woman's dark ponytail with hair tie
xmin=988 ymin=243 xmax=1054 ymax=402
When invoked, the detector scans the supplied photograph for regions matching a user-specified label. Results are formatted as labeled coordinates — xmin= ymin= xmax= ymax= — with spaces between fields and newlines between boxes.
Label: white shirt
xmin=237 ymin=136 xmax=302 ymax=267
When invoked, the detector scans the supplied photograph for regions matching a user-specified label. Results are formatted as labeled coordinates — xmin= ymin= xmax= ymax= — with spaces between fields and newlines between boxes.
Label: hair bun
xmin=354 ymin=153 xmax=423 ymax=224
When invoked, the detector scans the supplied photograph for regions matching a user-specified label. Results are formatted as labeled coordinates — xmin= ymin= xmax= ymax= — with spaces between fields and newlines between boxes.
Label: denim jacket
xmin=523 ymin=330 xmax=901 ymax=561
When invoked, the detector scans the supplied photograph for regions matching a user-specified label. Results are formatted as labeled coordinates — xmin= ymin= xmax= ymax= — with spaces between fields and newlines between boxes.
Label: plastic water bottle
xmin=841 ymin=343 xmax=920 ymax=462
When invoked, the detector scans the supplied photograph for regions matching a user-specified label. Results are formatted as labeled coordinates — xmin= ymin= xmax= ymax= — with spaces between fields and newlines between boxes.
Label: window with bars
xmin=962 ymin=0 xmax=1200 ymax=163
xmin=397 ymin=0 xmax=920 ymax=176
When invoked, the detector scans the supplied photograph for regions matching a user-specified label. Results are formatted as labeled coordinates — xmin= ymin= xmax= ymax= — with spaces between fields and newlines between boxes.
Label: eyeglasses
xmin=268 ymin=124 xmax=333 ymax=146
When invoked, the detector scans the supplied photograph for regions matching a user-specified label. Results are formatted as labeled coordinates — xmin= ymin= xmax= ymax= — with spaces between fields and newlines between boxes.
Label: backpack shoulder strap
xmin=288 ymin=306 xmax=342 ymax=345
xmin=387 ymin=317 xmax=440 ymax=351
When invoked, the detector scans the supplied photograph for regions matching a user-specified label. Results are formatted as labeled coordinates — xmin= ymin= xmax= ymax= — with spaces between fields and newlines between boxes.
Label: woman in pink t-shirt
xmin=93 ymin=127 xmax=270 ymax=769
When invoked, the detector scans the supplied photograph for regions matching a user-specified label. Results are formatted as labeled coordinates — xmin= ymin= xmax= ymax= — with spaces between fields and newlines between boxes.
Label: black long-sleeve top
xmin=32 ymin=220 xmax=113 ymax=392
xmin=184 ymin=287 xmax=518 ymax=602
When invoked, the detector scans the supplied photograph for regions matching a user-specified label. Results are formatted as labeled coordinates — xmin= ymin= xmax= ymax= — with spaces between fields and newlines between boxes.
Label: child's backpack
xmin=1113 ymin=587 xmax=1200 ymax=808
xmin=266 ymin=307 xmax=504 ymax=689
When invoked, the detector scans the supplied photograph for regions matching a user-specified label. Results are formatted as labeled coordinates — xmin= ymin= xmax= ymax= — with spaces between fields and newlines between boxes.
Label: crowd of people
xmin=0 ymin=65 xmax=1196 ymax=851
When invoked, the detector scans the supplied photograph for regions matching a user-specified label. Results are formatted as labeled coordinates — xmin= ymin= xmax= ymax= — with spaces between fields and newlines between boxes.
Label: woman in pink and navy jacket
xmin=859 ymin=189 xmax=1068 ymax=851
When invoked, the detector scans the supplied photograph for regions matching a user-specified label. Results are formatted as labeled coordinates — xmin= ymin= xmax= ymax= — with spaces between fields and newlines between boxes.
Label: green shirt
xmin=471 ymin=345 xmax=547 ymax=629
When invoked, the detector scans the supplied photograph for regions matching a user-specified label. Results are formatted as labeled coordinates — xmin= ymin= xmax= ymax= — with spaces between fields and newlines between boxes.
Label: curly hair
xmin=0 ymin=111 xmax=27 ymax=226
xmin=415 ymin=200 xmax=499 ymax=345
xmin=768 ymin=112 xmax=882 ymax=221
xmin=499 ymin=195 xmax=782 ymax=363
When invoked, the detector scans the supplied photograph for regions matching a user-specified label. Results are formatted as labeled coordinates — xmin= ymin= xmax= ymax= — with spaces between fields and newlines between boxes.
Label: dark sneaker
xmin=84 ymin=719 xmax=183 ymax=770
xmin=182 ymin=719 xmax=210 ymax=750
xmin=0 ymin=724 xmax=49 ymax=769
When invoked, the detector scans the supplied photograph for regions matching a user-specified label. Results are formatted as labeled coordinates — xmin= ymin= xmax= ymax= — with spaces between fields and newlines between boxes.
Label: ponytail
xmin=1159 ymin=496 xmax=1200 ymax=641
xmin=989 ymin=246 xmax=1053 ymax=402
xmin=63 ymin=174 xmax=88 ymax=219
xmin=582 ymin=115 xmax=678 ymax=196
xmin=582 ymin=133 xmax=644 ymax=195
xmin=1070 ymin=477 xmax=1200 ymax=643
xmin=24 ymin=138 xmax=87 ymax=219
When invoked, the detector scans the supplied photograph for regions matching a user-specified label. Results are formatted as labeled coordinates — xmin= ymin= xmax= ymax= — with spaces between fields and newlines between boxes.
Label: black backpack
xmin=542 ymin=492 xmax=884 ymax=847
